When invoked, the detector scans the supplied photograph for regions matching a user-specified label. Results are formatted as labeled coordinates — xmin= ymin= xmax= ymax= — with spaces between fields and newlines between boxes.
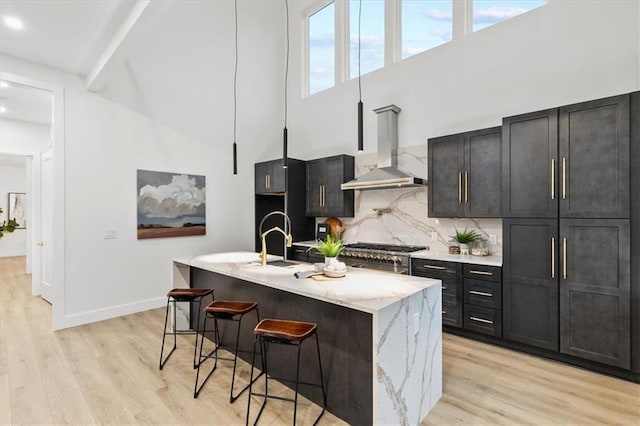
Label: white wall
xmin=0 ymin=33 xmax=281 ymax=328
xmin=286 ymin=1 xmax=640 ymax=160
xmin=0 ymin=160 xmax=27 ymax=257
xmin=0 ymin=119 xmax=51 ymax=155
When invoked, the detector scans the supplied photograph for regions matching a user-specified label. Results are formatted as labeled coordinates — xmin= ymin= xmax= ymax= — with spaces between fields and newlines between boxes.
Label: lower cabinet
xmin=503 ymin=218 xmax=631 ymax=369
xmin=411 ymin=258 xmax=502 ymax=334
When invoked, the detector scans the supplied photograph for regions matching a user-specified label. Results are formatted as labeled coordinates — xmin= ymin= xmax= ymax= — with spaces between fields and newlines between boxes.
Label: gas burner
xmin=344 ymin=243 xmax=427 ymax=253
xmin=340 ymin=243 xmax=427 ymax=274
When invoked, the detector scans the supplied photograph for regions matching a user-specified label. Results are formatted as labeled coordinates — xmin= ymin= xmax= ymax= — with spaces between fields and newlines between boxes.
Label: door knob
xmin=37 ymin=241 xmax=44 ymax=247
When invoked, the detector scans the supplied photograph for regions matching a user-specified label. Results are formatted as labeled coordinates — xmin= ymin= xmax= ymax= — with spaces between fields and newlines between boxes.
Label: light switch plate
xmin=104 ymin=228 xmax=117 ymax=239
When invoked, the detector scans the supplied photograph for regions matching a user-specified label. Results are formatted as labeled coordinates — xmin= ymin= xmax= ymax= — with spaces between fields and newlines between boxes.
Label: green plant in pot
xmin=309 ymin=234 xmax=345 ymax=268
xmin=450 ymin=227 xmax=480 ymax=255
xmin=0 ymin=208 xmax=19 ymax=238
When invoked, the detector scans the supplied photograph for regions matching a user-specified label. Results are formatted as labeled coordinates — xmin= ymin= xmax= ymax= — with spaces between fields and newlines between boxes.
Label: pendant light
xmin=283 ymin=0 xmax=290 ymax=169
xmin=232 ymin=0 xmax=239 ymax=175
xmin=357 ymin=0 xmax=363 ymax=152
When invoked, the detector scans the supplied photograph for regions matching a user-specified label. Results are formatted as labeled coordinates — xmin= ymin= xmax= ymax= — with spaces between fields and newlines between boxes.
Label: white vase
xmin=459 ymin=243 xmax=470 ymax=255
xmin=324 ymin=256 xmax=340 ymax=269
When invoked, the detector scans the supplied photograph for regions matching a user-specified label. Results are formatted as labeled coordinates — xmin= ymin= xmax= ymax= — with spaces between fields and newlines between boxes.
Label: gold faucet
xmin=260 ymin=227 xmax=293 ymax=265
xmin=258 ymin=211 xmax=293 ymax=266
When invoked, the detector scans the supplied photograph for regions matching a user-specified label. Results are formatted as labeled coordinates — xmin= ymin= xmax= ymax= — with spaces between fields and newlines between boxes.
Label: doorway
xmin=0 ymin=71 xmax=65 ymax=328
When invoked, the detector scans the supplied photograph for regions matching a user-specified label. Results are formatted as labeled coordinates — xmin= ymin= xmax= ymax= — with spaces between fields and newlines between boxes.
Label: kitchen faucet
xmin=258 ymin=211 xmax=293 ymax=266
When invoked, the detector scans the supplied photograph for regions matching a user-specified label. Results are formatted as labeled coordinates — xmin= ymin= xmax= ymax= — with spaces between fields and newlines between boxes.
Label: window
xmin=473 ymin=0 xmax=546 ymax=32
xmin=349 ymin=0 xmax=385 ymax=79
xmin=308 ymin=2 xmax=336 ymax=95
xmin=402 ymin=0 xmax=453 ymax=59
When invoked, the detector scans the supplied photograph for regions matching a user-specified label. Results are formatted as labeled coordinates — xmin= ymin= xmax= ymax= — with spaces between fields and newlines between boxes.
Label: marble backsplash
xmin=324 ymin=144 xmax=503 ymax=255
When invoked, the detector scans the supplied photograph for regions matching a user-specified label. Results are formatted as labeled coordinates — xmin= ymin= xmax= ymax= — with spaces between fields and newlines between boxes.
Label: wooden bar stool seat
xmin=159 ymin=288 xmax=214 ymax=370
xmin=194 ymin=300 xmax=262 ymax=402
xmin=246 ymin=318 xmax=326 ymax=425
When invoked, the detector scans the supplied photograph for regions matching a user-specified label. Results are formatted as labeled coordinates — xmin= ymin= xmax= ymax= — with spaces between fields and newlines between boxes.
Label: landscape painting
xmin=137 ymin=169 xmax=206 ymax=239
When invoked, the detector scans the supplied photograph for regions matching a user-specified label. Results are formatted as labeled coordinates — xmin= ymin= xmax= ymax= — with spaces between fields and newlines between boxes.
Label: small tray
xmin=311 ymin=273 xmax=346 ymax=281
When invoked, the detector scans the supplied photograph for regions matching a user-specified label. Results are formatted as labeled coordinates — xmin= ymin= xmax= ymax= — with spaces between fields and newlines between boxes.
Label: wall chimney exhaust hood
xmin=341 ymin=105 xmax=427 ymax=191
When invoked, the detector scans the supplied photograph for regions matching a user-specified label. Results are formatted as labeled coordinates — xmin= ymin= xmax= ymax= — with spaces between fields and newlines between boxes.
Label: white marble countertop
xmin=174 ymin=251 xmax=440 ymax=315
xmin=294 ymin=241 xmax=503 ymax=267
xmin=411 ymin=250 xmax=502 ymax=266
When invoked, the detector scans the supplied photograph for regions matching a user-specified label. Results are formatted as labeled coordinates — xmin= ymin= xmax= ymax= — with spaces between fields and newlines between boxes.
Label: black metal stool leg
xmin=293 ymin=341 xmax=302 ymax=426
xmin=314 ymin=332 xmax=326 ymax=425
xmin=159 ymin=298 xmax=177 ymax=370
xmin=246 ymin=338 xmax=260 ymax=426
xmin=192 ymin=296 xmax=203 ymax=369
xmin=194 ymin=314 xmax=221 ymax=398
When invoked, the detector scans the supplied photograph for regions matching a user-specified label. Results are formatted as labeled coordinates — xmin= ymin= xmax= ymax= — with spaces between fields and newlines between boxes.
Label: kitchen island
xmin=173 ymin=252 xmax=442 ymax=426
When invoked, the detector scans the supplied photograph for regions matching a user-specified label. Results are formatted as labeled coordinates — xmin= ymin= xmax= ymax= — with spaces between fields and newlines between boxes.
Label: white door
xmin=40 ymin=152 xmax=53 ymax=304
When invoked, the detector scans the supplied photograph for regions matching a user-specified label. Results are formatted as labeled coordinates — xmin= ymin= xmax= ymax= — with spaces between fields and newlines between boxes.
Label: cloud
xmin=138 ymin=174 xmax=205 ymax=218
xmin=473 ymin=6 xmax=527 ymax=24
xmin=423 ymin=8 xmax=453 ymax=22
xmin=349 ymin=34 xmax=384 ymax=50
xmin=309 ymin=32 xmax=335 ymax=48
xmin=431 ymin=28 xmax=452 ymax=42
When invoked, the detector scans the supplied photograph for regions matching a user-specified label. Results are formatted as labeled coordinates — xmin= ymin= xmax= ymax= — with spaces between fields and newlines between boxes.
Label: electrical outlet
xmin=104 ymin=228 xmax=117 ymax=239
xmin=489 ymin=234 xmax=497 ymax=244
xmin=430 ymin=232 xmax=438 ymax=241
xmin=413 ymin=313 xmax=420 ymax=335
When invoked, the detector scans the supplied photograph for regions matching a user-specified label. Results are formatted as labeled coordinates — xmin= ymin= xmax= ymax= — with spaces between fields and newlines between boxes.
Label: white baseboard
xmin=54 ymin=296 xmax=166 ymax=330
xmin=0 ymin=251 xmax=27 ymax=257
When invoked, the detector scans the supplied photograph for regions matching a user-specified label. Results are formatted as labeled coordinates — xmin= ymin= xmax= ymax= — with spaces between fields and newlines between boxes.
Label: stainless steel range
xmin=340 ymin=243 xmax=427 ymax=274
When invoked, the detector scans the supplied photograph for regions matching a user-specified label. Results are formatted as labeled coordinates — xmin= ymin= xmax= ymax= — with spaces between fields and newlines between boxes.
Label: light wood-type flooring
xmin=1 ymin=256 xmax=638 ymax=425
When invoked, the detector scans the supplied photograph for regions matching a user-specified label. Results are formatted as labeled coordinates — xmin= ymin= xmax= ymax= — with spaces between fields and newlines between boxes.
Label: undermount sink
xmin=267 ymin=260 xmax=300 ymax=267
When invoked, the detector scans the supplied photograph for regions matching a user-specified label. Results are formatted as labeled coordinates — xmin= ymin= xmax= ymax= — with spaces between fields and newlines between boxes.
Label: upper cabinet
xmin=255 ymin=159 xmax=286 ymax=194
xmin=503 ymin=94 xmax=631 ymax=219
xmin=306 ymin=154 xmax=355 ymax=217
xmin=558 ymin=95 xmax=630 ymax=218
xmin=428 ymin=127 xmax=502 ymax=218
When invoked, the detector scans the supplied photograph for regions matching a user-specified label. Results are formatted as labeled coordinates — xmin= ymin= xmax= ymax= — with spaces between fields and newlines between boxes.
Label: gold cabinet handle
xmin=551 ymin=237 xmax=555 ymax=279
xmin=469 ymin=270 xmax=492 ymax=276
xmin=562 ymin=237 xmax=567 ymax=279
xmin=442 ymin=310 xmax=446 ymax=314
xmin=424 ymin=265 xmax=446 ymax=270
xmin=562 ymin=157 xmax=566 ymax=200
xmin=465 ymin=171 xmax=469 ymax=203
xmin=469 ymin=290 xmax=493 ymax=297
xmin=470 ymin=316 xmax=493 ymax=325
xmin=551 ymin=159 xmax=555 ymax=200
xmin=458 ymin=172 xmax=462 ymax=203
xmin=323 ymin=185 xmax=326 ymax=207
xmin=319 ymin=185 xmax=322 ymax=207
xmin=441 ymin=286 xmax=447 ymax=291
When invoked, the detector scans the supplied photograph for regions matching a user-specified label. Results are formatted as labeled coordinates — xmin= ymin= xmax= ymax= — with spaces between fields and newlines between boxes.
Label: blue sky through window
xmin=309 ymin=2 xmax=335 ymax=94
xmin=402 ymin=1 xmax=453 ymax=59
xmin=473 ymin=0 xmax=546 ymax=32
xmin=349 ymin=0 xmax=385 ymax=79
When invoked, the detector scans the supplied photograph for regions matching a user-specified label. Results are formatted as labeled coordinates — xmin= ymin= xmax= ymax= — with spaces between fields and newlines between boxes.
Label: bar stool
xmin=194 ymin=300 xmax=262 ymax=402
xmin=245 ymin=319 xmax=326 ymax=426
xmin=159 ymin=288 xmax=214 ymax=370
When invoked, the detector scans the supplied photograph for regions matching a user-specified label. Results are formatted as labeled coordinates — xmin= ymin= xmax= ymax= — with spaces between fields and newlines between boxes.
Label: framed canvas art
xmin=8 ymin=192 xmax=26 ymax=229
xmin=137 ymin=170 xmax=206 ymax=239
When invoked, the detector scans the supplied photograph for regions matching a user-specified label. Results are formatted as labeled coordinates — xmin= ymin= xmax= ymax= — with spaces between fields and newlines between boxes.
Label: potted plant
xmin=309 ymin=234 xmax=345 ymax=269
xmin=0 ymin=208 xmax=19 ymax=238
xmin=450 ymin=227 xmax=480 ymax=255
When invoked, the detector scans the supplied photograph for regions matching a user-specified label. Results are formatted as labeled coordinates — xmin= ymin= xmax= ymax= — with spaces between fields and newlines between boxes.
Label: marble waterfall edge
xmin=374 ymin=283 xmax=442 ymax=425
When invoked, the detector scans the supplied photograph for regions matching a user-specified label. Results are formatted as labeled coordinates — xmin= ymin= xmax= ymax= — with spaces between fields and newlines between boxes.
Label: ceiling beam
xmin=85 ymin=0 xmax=169 ymax=92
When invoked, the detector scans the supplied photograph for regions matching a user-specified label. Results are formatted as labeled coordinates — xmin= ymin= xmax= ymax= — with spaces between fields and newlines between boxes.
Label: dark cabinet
xmin=462 ymin=263 xmax=503 ymax=337
xmin=558 ymin=95 xmax=630 ymax=218
xmin=559 ymin=219 xmax=631 ymax=369
xmin=306 ymin=155 xmax=355 ymax=217
xmin=428 ymin=127 xmax=502 ymax=218
xmin=502 ymin=109 xmax=558 ymax=218
xmin=255 ymin=159 xmax=286 ymax=194
xmin=503 ymin=219 xmax=559 ymax=351
xmin=255 ymin=159 xmax=315 ymax=257
xmin=411 ymin=259 xmax=463 ymax=327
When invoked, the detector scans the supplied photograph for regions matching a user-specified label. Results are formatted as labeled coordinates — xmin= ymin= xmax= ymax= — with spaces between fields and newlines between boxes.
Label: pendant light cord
xmin=233 ymin=0 xmax=238 ymax=143
xmin=358 ymin=0 xmax=362 ymax=102
xmin=284 ymin=0 xmax=289 ymax=128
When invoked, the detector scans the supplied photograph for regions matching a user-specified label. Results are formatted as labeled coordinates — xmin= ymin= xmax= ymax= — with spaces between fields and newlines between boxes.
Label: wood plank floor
xmin=1 ymin=256 xmax=638 ymax=425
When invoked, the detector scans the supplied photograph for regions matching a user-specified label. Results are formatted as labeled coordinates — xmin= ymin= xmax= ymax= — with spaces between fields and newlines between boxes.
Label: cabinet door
xmin=503 ymin=219 xmax=559 ymax=350
xmin=255 ymin=160 xmax=285 ymax=194
xmin=464 ymin=127 xmax=502 ymax=217
xmin=428 ymin=135 xmax=464 ymax=217
xmin=306 ymin=160 xmax=323 ymax=216
xmin=323 ymin=156 xmax=354 ymax=217
xmin=559 ymin=95 xmax=630 ymax=218
xmin=559 ymin=219 xmax=631 ymax=368
xmin=502 ymin=109 xmax=558 ymax=218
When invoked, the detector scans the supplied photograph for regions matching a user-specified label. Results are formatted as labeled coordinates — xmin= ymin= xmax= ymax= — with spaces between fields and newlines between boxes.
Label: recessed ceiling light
xmin=0 ymin=81 xmax=8 ymax=88
xmin=0 ymin=106 xmax=7 ymax=113
xmin=4 ymin=16 xmax=24 ymax=30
